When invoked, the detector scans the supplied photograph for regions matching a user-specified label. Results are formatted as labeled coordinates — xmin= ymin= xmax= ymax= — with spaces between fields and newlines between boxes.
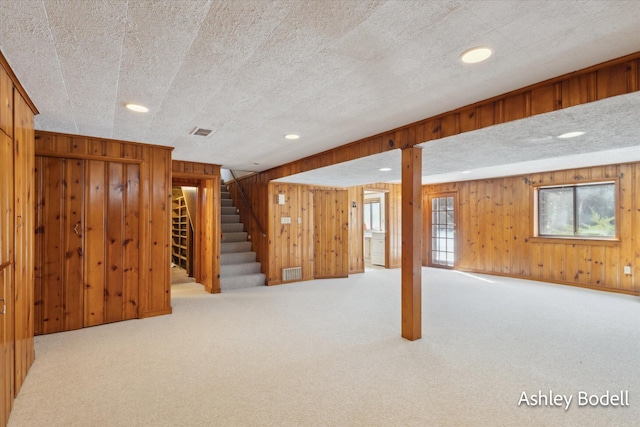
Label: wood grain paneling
xmin=0 ymin=65 xmax=12 ymax=138
xmin=401 ymin=147 xmax=422 ymax=341
xmin=12 ymin=91 xmax=35 ymax=396
xmin=84 ymin=160 xmax=107 ymax=327
xmin=313 ymin=189 xmax=349 ymax=279
xmin=424 ymin=162 xmax=640 ymax=295
xmin=34 ymin=158 xmax=142 ymax=333
xmin=348 ymin=187 xmax=364 ymax=274
xmin=0 ymin=133 xmax=13 ymax=269
xmin=172 ymin=160 xmax=221 ymax=293
xmin=364 ymin=183 xmax=402 ymax=268
xmin=1 ymin=50 xmax=37 ymax=427
xmin=0 ymin=265 xmax=14 ymax=427
xmin=35 ymin=131 xmax=173 ymax=321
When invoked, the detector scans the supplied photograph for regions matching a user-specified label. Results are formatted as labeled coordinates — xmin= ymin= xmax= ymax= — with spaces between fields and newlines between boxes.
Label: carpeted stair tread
xmin=221 ymin=214 xmax=240 ymax=223
xmin=221 ymin=241 xmax=252 ymax=253
xmin=220 ymin=262 xmax=262 ymax=277
xmin=221 ymin=232 xmax=248 ymax=243
xmin=220 ymin=273 xmax=266 ymax=290
xmin=221 ymin=251 xmax=256 ymax=265
xmin=221 ymin=223 xmax=244 ymax=233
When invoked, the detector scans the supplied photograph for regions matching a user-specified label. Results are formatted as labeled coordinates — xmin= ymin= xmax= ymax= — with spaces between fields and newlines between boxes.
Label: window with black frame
xmin=537 ymin=182 xmax=615 ymax=238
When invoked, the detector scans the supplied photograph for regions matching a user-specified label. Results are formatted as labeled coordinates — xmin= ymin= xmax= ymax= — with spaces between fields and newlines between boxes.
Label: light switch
xmin=623 ymin=265 xmax=631 ymax=275
xmin=277 ymin=194 xmax=285 ymax=205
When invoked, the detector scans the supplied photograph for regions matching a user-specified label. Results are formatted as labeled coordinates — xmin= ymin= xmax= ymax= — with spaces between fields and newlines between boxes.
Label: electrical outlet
xmin=623 ymin=265 xmax=631 ymax=275
xmin=281 ymin=216 xmax=291 ymax=224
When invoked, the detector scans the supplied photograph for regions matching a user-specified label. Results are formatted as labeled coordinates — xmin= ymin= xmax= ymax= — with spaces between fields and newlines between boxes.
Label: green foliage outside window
xmin=538 ymin=183 xmax=615 ymax=238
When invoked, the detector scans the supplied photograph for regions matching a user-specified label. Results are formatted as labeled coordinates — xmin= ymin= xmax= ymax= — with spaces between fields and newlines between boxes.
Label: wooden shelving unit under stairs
xmin=172 ymin=195 xmax=188 ymax=269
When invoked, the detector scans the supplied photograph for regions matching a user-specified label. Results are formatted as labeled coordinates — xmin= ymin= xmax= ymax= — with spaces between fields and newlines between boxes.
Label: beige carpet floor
xmin=8 ymin=267 xmax=640 ymax=426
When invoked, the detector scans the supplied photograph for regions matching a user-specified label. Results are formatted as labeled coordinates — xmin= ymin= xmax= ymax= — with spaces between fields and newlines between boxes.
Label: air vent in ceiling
xmin=190 ymin=127 xmax=212 ymax=137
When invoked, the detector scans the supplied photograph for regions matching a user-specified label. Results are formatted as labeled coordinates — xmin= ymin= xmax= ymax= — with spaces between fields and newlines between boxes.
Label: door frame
xmin=425 ymin=191 xmax=458 ymax=269
xmin=171 ymin=174 xmax=220 ymax=293
xmin=362 ymin=188 xmax=390 ymax=268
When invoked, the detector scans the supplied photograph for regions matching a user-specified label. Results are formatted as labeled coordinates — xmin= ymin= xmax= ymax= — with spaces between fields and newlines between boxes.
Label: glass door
xmin=430 ymin=193 xmax=456 ymax=267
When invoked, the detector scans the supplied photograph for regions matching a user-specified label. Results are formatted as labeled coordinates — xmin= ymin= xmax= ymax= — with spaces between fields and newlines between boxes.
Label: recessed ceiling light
xmin=557 ymin=131 xmax=585 ymax=139
xmin=285 ymin=134 xmax=300 ymax=140
xmin=460 ymin=47 xmax=492 ymax=64
xmin=379 ymin=167 xmax=391 ymax=172
xmin=461 ymin=170 xmax=472 ymax=174
xmin=125 ymin=103 xmax=149 ymax=113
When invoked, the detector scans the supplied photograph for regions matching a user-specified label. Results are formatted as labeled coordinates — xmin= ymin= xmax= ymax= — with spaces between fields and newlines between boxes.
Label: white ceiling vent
xmin=190 ymin=127 xmax=213 ymax=137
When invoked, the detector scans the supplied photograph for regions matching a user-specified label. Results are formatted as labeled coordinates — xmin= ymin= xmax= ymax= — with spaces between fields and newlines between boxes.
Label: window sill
xmin=529 ymin=236 xmax=620 ymax=246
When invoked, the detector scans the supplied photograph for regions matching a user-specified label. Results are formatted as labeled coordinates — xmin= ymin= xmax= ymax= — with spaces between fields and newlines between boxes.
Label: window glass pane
xmin=438 ymin=211 xmax=447 ymax=225
xmin=432 ymin=198 xmax=439 ymax=210
xmin=539 ymin=187 xmax=574 ymax=235
xmin=371 ymin=202 xmax=381 ymax=230
xmin=447 ymin=197 xmax=454 ymax=210
xmin=447 ymin=210 xmax=454 ymax=225
xmin=364 ymin=204 xmax=371 ymax=230
xmin=576 ymin=184 xmax=615 ymax=237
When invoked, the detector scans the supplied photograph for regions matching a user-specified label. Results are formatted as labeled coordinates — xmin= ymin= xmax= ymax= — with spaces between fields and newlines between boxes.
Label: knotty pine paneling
xmin=12 ymin=91 xmax=35 ymax=396
xmin=313 ymin=189 xmax=349 ymax=279
xmin=0 ymin=264 xmax=13 ymax=426
xmin=423 ymin=161 xmax=640 ymax=295
xmin=35 ymin=131 xmax=173 ymax=319
xmin=0 ymin=133 xmax=13 ymax=267
xmin=228 ymin=54 xmax=640 ymax=289
xmin=347 ymin=186 xmax=364 ymax=274
xmin=172 ymin=160 xmax=221 ymax=293
xmin=268 ymin=183 xmax=315 ymax=284
xmin=0 ymin=65 xmax=12 ymax=138
xmin=365 ymin=183 xmax=402 ymax=268
xmin=1 ymin=50 xmax=37 ymax=427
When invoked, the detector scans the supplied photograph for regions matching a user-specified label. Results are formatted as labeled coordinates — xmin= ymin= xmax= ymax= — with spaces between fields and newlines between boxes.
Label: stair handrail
xmin=228 ymin=170 xmax=267 ymax=237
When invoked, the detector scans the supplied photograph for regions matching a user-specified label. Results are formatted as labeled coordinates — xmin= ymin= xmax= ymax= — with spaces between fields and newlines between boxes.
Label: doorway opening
xmin=428 ymin=192 xmax=457 ymax=268
xmin=171 ymin=185 xmax=197 ymax=285
xmin=363 ymin=190 xmax=388 ymax=270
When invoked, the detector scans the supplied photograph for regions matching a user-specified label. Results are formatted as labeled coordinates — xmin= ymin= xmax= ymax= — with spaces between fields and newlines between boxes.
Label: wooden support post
xmin=401 ymin=146 xmax=422 ymax=340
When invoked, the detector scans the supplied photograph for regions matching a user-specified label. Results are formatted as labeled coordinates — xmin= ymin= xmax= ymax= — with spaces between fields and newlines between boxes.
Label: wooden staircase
xmin=220 ymin=183 xmax=266 ymax=290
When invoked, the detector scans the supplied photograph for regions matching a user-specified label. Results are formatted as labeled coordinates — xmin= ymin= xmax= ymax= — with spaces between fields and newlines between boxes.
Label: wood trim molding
xmin=35 ymin=130 xmax=174 ymax=151
xmin=456 ymin=267 xmax=640 ymax=297
xmin=33 ymin=149 xmax=143 ymax=164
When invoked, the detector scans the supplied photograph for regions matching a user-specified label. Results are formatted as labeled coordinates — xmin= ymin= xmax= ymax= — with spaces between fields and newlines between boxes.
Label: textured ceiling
xmin=1 ymin=0 xmax=639 ymax=183
xmin=275 ymin=92 xmax=640 ymax=186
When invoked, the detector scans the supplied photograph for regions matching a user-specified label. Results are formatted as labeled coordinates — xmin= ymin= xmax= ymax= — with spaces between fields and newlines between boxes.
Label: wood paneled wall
xmin=313 ymin=189 xmax=349 ymax=279
xmin=347 ymin=187 xmax=364 ymax=274
xmin=172 ymin=160 xmax=221 ymax=293
xmin=230 ymin=53 xmax=639 ymax=293
xmin=0 ymin=51 xmax=37 ymax=427
xmin=266 ymin=183 xmax=348 ymax=284
xmin=268 ymin=183 xmax=315 ymax=284
xmin=34 ymin=131 xmax=174 ymax=319
xmin=423 ymin=162 xmax=640 ymax=295
xmin=364 ymin=183 xmax=402 ymax=269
